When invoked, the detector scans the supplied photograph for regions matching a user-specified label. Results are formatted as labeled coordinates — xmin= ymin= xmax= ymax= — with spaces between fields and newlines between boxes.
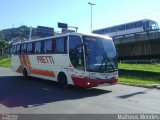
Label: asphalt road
xmin=0 ymin=67 xmax=160 ymax=114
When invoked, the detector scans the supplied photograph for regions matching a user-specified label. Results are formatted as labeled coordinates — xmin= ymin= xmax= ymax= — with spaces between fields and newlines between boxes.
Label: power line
xmin=93 ymin=8 xmax=160 ymax=28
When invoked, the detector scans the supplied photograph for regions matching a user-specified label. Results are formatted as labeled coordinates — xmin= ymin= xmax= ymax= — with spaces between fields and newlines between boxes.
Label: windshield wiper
xmin=107 ymin=57 xmax=118 ymax=72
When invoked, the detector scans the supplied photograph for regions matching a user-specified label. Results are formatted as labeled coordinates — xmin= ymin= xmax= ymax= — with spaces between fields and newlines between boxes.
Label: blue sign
xmin=58 ymin=22 xmax=68 ymax=29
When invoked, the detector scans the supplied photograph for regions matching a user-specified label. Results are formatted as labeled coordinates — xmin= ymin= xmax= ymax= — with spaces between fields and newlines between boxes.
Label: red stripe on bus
xmin=71 ymin=76 xmax=118 ymax=88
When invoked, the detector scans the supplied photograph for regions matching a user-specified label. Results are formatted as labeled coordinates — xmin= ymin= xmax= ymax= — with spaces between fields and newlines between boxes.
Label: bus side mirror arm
xmin=83 ymin=43 xmax=88 ymax=56
xmin=75 ymin=43 xmax=88 ymax=55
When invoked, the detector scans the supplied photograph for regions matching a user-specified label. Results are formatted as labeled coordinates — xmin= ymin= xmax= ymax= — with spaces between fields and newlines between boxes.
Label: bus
xmin=11 ymin=33 xmax=118 ymax=88
xmin=92 ymin=19 xmax=159 ymax=38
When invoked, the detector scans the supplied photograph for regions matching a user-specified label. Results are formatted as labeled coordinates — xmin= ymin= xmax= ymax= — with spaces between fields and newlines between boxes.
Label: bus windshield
xmin=83 ymin=36 xmax=118 ymax=73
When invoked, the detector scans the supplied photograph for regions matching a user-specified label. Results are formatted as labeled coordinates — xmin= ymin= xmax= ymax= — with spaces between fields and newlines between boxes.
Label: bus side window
xmin=27 ymin=43 xmax=33 ymax=54
xmin=35 ymin=41 xmax=42 ymax=54
xmin=17 ymin=44 xmax=21 ymax=54
xmin=44 ymin=39 xmax=52 ymax=53
xmin=55 ymin=37 xmax=67 ymax=54
xmin=22 ymin=44 xmax=27 ymax=54
xmin=52 ymin=39 xmax=56 ymax=53
xmin=69 ymin=35 xmax=84 ymax=70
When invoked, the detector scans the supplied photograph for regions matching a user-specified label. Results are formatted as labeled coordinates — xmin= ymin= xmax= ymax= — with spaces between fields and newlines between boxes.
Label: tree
xmin=0 ymin=40 xmax=5 ymax=56
xmin=0 ymin=40 xmax=11 ymax=59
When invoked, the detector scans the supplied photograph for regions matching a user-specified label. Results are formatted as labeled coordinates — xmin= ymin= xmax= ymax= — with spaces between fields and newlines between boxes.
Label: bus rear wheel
xmin=58 ymin=73 xmax=68 ymax=88
xmin=23 ymin=68 xmax=29 ymax=80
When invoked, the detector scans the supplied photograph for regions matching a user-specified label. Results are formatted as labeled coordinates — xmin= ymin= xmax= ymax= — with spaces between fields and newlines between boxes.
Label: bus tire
xmin=23 ymin=68 xmax=29 ymax=80
xmin=58 ymin=72 xmax=68 ymax=88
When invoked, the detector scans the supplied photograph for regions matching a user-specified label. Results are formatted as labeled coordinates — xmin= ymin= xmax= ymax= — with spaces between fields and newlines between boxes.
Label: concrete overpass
xmin=113 ymin=30 xmax=160 ymax=60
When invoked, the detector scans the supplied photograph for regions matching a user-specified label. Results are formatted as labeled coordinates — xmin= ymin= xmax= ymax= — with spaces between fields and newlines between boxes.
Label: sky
xmin=1 ymin=0 xmax=160 ymax=33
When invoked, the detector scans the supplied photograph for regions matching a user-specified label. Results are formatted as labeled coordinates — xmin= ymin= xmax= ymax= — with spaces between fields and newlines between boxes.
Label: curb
xmin=157 ymin=86 xmax=160 ymax=89
xmin=118 ymin=82 xmax=160 ymax=90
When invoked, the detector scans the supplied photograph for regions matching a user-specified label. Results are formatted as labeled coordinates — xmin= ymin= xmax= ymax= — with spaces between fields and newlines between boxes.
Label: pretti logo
xmin=37 ymin=56 xmax=54 ymax=64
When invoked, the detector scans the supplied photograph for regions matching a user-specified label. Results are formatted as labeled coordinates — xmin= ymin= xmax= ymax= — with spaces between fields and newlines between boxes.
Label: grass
xmin=119 ymin=77 xmax=160 ymax=85
xmin=0 ymin=58 xmax=159 ymax=85
xmin=118 ymin=63 xmax=160 ymax=73
xmin=118 ymin=63 xmax=160 ymax=85
xmin=0 ymin=57 xmax=11 ymax=68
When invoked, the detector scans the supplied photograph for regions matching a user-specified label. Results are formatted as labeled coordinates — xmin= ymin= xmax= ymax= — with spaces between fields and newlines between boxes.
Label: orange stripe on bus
xmin=31 ymin=69 xmax=55 ymax=77
xmin=17 ymin=54 xmax=55 ymax=78
xmin=16 ymin=65 xmax=23 ymax=73
xmin=16 ymin=55 xmax=24 ymax=73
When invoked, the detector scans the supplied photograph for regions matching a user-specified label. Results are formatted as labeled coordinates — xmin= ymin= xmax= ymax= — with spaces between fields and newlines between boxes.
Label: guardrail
xmin=113 ymin=29 xmax=160 ymax=44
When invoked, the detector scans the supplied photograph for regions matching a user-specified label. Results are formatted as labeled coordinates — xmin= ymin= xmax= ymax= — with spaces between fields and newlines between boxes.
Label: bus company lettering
xmin=37 ymin=56 xmax=54 ymax=64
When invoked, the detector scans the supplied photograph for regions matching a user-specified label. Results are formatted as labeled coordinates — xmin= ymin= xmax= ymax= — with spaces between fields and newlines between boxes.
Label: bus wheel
xmin=23 ymin=68 xmax=29 ymax=80
xmin=58 ymin=73 xmax=68 ymax=88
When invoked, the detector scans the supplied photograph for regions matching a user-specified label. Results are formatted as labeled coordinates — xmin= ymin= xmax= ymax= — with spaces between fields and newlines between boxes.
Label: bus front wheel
xmin=23 ymin=68 xmax=29 ymax=80
xmin=58 ymin=72 xmax=68 ymax=88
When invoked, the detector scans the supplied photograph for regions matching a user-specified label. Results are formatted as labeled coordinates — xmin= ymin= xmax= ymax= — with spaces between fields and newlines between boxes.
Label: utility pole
xmin=88 ymin=2 xmax=95 ymax=32
xmin=29 ymin=27 xmax=32 ymax=41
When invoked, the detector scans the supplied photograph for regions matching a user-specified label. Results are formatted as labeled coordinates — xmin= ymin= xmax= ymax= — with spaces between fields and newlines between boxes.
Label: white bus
xmin=92 ymin=19 xmax=159 ymax=38
xmin=11 ymin=33 xmax=118 ymax=88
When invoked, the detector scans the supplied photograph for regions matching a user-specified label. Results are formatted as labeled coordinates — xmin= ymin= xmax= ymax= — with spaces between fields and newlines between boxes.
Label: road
xmin=0 ymin=67 xmax=160 ymax=114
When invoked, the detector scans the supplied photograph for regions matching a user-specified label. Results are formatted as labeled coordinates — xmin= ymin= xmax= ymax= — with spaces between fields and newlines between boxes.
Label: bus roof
xmin=12 ymin=32 xmax=112 ymax=45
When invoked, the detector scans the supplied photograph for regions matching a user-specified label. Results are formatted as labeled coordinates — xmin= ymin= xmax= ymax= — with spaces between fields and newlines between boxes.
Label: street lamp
xmin=88 ymin=2 xmax=95 ymax=32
